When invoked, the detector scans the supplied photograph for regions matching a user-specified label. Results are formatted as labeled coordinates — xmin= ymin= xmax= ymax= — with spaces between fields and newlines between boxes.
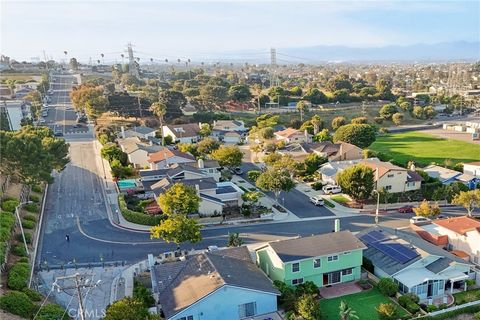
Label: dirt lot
xmin=422 ymin=128 xmax=480 ymax=144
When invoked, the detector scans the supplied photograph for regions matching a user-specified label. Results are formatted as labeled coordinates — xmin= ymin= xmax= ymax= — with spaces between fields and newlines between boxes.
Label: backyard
xmin=370 ymin=131 xmax=480 ymax=166
xmin=320 ymin=287 xmax=408 ymax=320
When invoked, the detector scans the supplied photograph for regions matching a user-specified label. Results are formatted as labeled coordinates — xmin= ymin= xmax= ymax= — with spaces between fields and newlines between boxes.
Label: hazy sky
xmin=1 ymin=0 xmax=479 ymax=62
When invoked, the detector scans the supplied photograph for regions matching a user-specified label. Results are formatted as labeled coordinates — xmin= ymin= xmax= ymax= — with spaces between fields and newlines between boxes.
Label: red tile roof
xmin=434 ymin=216 xmax=480 ymax=235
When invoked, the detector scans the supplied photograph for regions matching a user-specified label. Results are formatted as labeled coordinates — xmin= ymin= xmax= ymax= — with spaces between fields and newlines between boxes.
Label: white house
xmin=211 ymin=120 xmax=247 ymax=143
xmin=1 ymin=100 xmax=31 ymax=131
xmin=162 ymin=123 xmax=200 ymax=143
xmin=117 ymin=137 xmax=163 ymax=168
xmin=120 ymin=126 xmax=157 ymax=140
xmin=147 ymin=148 xmax=196 ymax=170
xmin=423 ymin=164 xmax=477 ymax=189
xmin=463 ymin=162 xmax=480 ymax=178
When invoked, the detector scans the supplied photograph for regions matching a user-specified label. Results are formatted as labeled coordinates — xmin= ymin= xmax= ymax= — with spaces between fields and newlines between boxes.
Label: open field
xmin=320 ymin=287 xmax=408 ymax=320
xmin=370 ymin=131 xmax=480 ymax=166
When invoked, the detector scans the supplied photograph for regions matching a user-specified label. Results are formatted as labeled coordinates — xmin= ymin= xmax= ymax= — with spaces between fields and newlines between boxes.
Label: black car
xmin=54 ymin=131 xmax=63 ymax=137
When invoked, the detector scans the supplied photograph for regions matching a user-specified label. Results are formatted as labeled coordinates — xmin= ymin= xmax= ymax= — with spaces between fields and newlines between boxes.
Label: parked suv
xmin=322 ymin=185 xmax=342 ymax=195
xmin=410 ymin=216 xmax=431 ymax=224
xmin=309 ymin=195 xmax=324 ymax=206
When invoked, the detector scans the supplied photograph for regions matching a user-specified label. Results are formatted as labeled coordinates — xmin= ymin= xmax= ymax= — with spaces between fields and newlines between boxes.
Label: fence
xmin=423 ymin=299 xmax=480 ymax=318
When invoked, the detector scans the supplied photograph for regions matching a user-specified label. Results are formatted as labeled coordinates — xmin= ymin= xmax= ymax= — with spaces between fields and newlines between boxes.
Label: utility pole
xmin=53 ymin=273 xmax=100 ymax=320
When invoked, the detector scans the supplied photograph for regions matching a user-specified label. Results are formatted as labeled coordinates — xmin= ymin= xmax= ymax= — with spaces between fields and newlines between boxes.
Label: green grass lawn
xmin=331 ymin=195 xmax=350 ymax=204
xmin=453 ymin=288 xmax=480 ymax=305
xmin=320 ymin=287 xmax=408 ymax=320
xmin=370 ymin=131 xmax=480 ymax=166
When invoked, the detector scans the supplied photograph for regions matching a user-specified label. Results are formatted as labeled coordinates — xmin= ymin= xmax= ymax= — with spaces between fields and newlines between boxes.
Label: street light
xmin=15 ymin=201 xmax=33 ymax=255
xmin=372 ymin=189 xmax=380 ymax=226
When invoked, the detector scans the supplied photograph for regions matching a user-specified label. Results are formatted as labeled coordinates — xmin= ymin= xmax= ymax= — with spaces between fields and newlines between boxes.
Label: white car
xmin=322 ymin=185 xmax=342 ymax=195
xmin=38 ymin=118 xmax=46 ymax=124
xmin=410 ymin=216 xmax=431 ymax=224
xmin=309 ymin=195 xmax=324 ymax=206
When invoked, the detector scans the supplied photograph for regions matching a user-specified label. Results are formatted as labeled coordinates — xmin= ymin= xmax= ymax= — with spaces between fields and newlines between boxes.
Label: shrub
xmin=31 ymin=185 xmax=42 ymax=193
xmin=29 ymin=194 xmax=40 ymax=203
xmin=475 ymin=311 xmax=480 ymax=320
xmin=35 ymin=303 xmax=69 ymax=320
xmin=22 ymin=219 xmax=36 ymax=229
xmin=247 ymin=170 xmax=262 ymax=182
xmin=427 ymin=304 xmax=438 ymax=312
xmin=378 ymin=278 xmax=398 ymax=297
xmin=17 ymin=257 xmax=29 ymax=263
xmin=374 ymin=116 xmax=384 ymax=124
xmin=11 ymin=244 xmax=27 ymax=257
xmin=376 ymin=302 xmax=398 ymax=320
xmin=17 ymin=232 xmax=32 ymax=244
xmin=133 ymin=280 xmax=155 ymax=308
xmin=23 ymin=214 xmax=37 ymax=222
xmin=118 ymin=195 xmax=165 ymax=226
xmin=1 ymin=199 xmax=20 ymax=212
xmin=24 ymin=203 xmax=39 ymax=213
xmin=405 ymin=301 xmax=420 ymax=314
xmin=311 ymin=181 xmax=323 ymax=190
xmin=22 ymin=288 xmax=43 ymax=301
xmin=7 ymin=262 xmax=30 ymax=290
xmin=0 ymin=291 xmax=35 ymax=318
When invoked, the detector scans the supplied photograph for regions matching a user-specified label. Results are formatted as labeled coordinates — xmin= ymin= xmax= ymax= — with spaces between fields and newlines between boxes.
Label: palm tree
xmin=311 ymin=114 xmax=321 ymax=135
xmin=150 ymin=102 xmax=167 ymax=146
xmin=339 ymin=300 xmax=359 ymax=320
xmin=296 ymin=100 xmax=308 ymax=122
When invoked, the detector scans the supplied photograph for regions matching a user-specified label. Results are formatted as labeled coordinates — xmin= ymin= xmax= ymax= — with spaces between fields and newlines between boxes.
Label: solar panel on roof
xmin=361 ymin=231 xmax=419 ymax=264
xmin=359 ymin=231 xmax=387 ymax=245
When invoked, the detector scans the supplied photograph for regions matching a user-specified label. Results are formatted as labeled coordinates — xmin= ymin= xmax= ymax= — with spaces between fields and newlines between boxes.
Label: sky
xmin=1 ymin=0 xmax=479 ymax=62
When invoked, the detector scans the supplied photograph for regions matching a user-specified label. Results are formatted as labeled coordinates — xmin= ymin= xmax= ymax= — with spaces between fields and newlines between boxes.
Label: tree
xmin=256 ymin=168 xmax=296 ymax=203
xmin=375 ymin=78 xmax=394 ymax=100
xmin=399 ymin=101 xmax=413 ymax=112
xmin=303 ymin=88 xmax=327 ymax=104
xmin=339 ymin=300 xmax=359 ymax=320
xmin=69 ymin=84 xmax=107 ymax=117
xmin=311 ymin=115 xmax=322 ymax=135
xmin=198 ymin=123 xmax=212 ymax=138
xmin=301 ymin=153 xmax=327 ymax=176
xmin=332 ymin=116 xmax=347 ymax=130
xmin=211 ymin=145 xmax=243 ymax=168
xmin=351 ymin=117 xmax=367 ymax=124
xmin=200 ymin=85 xmax=228 ymax=107
xmin=228 ymin=232 xmax=244 ymax=247
xmin=326 ymin=74 xmax=353 ymax=93
xmin=69 ymin=57 xmax=78 ymax=70
xmin=333 ymin=124 xmax=376 ymax=148
xmin=150 ymin=214 xmax=202 ymax=245
xmin=336 ymin=164 xmax=374 ymax=201
xmin=412 ymin=106 xmax=424 ymax=119
xmin=196 ymin=137 xmax=220 ymax=156
xmin=228 ymin=85 xmax=251 ymax=102
xmin=413 ymin=200 xmax=441 ymax=218
xmin=247 ymin=170 xmax=262 ymax=182
xmin=295 ymin=294 xmax=322 ymax=320
xmin=104 ymin=297 xmax=150 ymax=320
xmin=378 ymin=278 xmax=399 ymax=297
xmin=158 ymin=183 xmax=200 ymax=216
xmin=158 ymin=90 xmax=186 ymax=119
xmin=392 ymin=112 xmax=404 ymax=125
xmin=379 ymin=104 xmax=398 ymax=120
xmin=424 ymin=106 xmax=437 ymax=119
xmin=242 ymin=191 xmax=261 ymax=214
xmin=101 ymin=144 xmax=127 ymax=164
xmin=313 ymin=129 xmax=332 ymax=142
xmin=250 ymin=144 xmax=262 ymax=162
xmin=150 ymin=102 xmax=166 ymax=145
xmin=290 ymin=86 xmax=303 ymax=97
xmin=376 ymin=302 xmax=398 ymax=320
xmin=296 ymin=100 xmax=309 ymax=122
xmin=452 ymin=190 xmax=480 ymax=217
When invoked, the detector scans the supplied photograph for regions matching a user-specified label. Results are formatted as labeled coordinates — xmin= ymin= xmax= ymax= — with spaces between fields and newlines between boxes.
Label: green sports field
xmin=370 ymin=131 xmax=480 ymax=166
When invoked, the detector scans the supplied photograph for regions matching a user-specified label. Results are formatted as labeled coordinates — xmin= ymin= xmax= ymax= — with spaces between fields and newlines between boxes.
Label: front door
xmin=325 ymin=271 xmax=341 ymax=285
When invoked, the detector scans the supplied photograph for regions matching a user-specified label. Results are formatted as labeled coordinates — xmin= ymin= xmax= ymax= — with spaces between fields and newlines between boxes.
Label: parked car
xmin=232 ymin=167 xmax=243 ymax=175
xmin=38 ymin=118 xmax=46 ymax=124
xmin=436 ymin=215 xmax=447 ymax=220
xmin=54 ymin=131 xmax=63 ymax=137
xmin=410 ymin=216 xmax=431 ymax=224
xmin=397 ymin=205 xmax=414 ymax=213
xmin=322 ymin=185 xmax=342 ymax=195
xmin=73 ymin=123 xmax=83 ymax=128
xmin=309 ymin=195 xmax=324 ymax=206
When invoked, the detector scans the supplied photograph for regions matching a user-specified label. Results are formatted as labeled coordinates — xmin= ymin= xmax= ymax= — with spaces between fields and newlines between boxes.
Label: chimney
xmin=121 ymin=126 xmax=125 ymax=139
xmin=198 ymin=158 xmax=204 ymax=169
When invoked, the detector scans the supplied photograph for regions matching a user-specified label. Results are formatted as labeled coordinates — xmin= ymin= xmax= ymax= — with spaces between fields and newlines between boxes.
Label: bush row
xmin=0 ymin=211 xmax=16 ymax=265
xmin=1 ymin=198 xmax=20 ymax=213
xmin=0 ymin=291 xmax=68 ymax=319
xmin=7 ymin=262 xmax=30 ymax=290
xmin=118 ymin=195 xmax=165 ymax=226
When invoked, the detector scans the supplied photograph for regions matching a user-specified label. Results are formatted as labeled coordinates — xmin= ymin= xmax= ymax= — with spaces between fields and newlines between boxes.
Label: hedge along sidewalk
xmin=29 ymin=183 xmax=48 ymax=288
xmin=417 ymin=300 xmax=480 ymax=319
xmin=117 ymin=195 xmax=164 ymax=228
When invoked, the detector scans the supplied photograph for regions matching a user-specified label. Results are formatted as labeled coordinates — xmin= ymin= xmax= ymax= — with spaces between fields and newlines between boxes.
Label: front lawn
xmin=320 ymin=287 xmax=408 ymax=320
xmin=331 ymin=195 xmax=350 ymax=204
xmin=370 ymin=131 xmax=480 ymax=166
xmin=453 ymin=288 xmax=480 ymax=305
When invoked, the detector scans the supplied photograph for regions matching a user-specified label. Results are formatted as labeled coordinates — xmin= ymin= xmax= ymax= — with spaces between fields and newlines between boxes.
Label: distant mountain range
xmin=278 ymin=41 xmax=480 ymax=63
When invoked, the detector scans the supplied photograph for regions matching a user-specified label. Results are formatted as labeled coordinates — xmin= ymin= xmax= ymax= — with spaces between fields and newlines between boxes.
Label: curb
xmin=29 ymin=183 xmax=48 ymax=288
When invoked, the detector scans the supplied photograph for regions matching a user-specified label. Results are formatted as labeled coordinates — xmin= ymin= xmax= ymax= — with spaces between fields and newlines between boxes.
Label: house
xmin=0 ymin=85 xmax=14 ymax=100
xmin=148 ymin=148 xmax=195 ymax=170
xmin=0 ymin=100 xmax=31 ymax=131
xmin=319 ymin=158 xmax=423 ymax=193
xmin=211 ymin=120 xmax=247 ymax=143
xmin=413 ymin=216 xmax=480 ymax=265
xmin=117 ymin=137 xmax=163 ymax=168
xmin=358 ymin=227 xmax=475 ymax=301
xmin=150 ymin=246 xmax=280 ymax=320
xmin=274 ymin=128 xmax=311 ymax=144
xmin=463 ymin=162 xmax=480 ymax=178
xmin=162 ymin=123 xmax=201 ymax=143
xmin=423 ymin=165 xmax=477 ymax=189
xmin=278 ymin=141 xmax=363 ymax=162
xmin=119 ymin=126 xmax=157 ymax=140
xmin=255 ymin=231 xmax=366 ymax=287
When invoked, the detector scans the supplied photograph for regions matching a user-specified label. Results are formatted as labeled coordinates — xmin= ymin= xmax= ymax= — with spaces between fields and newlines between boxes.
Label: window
xmin=385 ymin=185 xmax=392 ymax=191
xmin=387 ymin=174 xmax=394 ymax=178
xmin=177 ymin=316 xmax=193 ymax=320
xmin=327 ymin=255 xmax=339 ymax=262
xmin=313 ymin=258 xmax=321 ymax=268
xmin=342 ymin=268 xmax=352 ymax=276
xmin=291 ymin=278 xmax=304 ymax=285
xmin=344 ymin=251 xmax=351 ymax=255
xmin=292 ymin=262 xmax=300 ymax=273
xmin=238 ymin=302 xmax=257 ymax=318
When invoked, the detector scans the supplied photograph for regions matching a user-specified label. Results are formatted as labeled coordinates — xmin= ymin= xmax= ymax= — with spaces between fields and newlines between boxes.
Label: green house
xmin=255 ymin=231 xmax=366 ymax=287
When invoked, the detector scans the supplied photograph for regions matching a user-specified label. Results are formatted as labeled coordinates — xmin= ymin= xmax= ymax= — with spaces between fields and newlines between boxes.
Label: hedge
xmin=24 ymin=203 xmax=39 ymax=213
xmin=420 ymin=304 xmax=480 ymax=319
xmin=118 ymin=195 xmax=165 ymax=226
xmin=7 ymin=262 xmax=30 ymax=290
xmin=1 ymin=199 xmax=20 ymax=213
xmin=17 ymin=232 xmax=32 ymax=244
xmin=35 ymin=303 xmax=69 ymax=320
xmin=22 ymin=288 xmax=43 ymax=302
xmin=21 ymin=219 xmax=36 ymax=229
xmin=11 ymin=244 xmax=27 ymax=257
xmin=0 ymin=291 xmax=35 ymax=318
xmin=29 ymin=194 xmax=40 ymax=203
xmin=31 ymin=185 xmax=42 ymax=193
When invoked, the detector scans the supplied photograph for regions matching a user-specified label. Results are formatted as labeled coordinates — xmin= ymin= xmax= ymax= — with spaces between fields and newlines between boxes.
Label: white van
xmin=322 ymin=185 xmax=342 ymax=195
xmin=410 ymin=216 xmax=432 ymax=224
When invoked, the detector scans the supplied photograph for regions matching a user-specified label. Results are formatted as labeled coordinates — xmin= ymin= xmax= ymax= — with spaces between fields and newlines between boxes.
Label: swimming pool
xmin=117 ymin=179 xmax=137 ymax=189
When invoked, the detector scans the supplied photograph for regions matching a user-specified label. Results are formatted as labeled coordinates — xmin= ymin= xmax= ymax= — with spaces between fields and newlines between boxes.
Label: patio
xmin=319 ymin=282 xmax=362 ymax=299
xmin=420 ymin=293 xmax=454 ymax=307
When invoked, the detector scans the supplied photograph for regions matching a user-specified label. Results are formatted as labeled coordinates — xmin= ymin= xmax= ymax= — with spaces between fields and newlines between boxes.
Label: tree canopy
xmin=336 ymin=164 xmax=374 ymax=201
xmin=150 ymin=214 xmax=202 ymax=245
xmin=452 ymin=190 xmax=480 ymax=217
xmin=333 ymin=124 xmax=376 ymax=148
xmin=256 ymin=168 xmax=296 ymax=202
xmin=158 ymin=183 xmax=200 ymax=216
xmin=211 ymin=145 xmax=243 ymax=168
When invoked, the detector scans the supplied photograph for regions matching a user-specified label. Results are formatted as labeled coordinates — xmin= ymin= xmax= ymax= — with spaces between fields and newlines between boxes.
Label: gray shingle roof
xmin=154 ymin=247 xmax=279 ymax=318
xmin=426 ymin=257 xmax=452 ymax=273
xmin=268 ymin=231 xmax=366 ymax=263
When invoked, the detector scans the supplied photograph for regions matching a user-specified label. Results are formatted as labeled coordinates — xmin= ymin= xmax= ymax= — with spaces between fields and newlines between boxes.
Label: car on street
xmin=54 ymin=131 xmax=63 ymax=137
xmin=322 ymin=185 xmax=342 ymax=195
xmin=397 ymin=205 xmax=414 ymax=213
xmin=232 ymin=167 xmax=243 ymax=175
xmin=309 ymin=195 xmax=324 ymax=206
xmin=410 ymin=216 xmax=431 ymax=224
xmin=47 ymin=89 xmax=53 ymax=95
xmin=436 ymin=215 xmax=447 ymax=220
xmin=38 ymin=118 xmax=46 ymax=124
xmin=73 ymin=123 xmax=83 ymax=128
